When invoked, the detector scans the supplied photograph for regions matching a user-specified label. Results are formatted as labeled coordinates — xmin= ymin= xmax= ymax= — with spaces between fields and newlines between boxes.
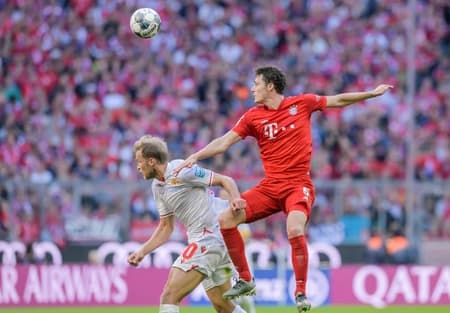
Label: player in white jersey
xmin=128 ymin=135 xmax=247 ymax=313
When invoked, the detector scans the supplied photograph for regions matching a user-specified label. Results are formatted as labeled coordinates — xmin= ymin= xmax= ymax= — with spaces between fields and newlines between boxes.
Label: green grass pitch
xmin=1 ymin=306 xmax=449 ymax=313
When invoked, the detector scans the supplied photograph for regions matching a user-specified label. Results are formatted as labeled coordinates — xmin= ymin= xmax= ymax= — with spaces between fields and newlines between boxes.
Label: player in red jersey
xmin=174 ymin=66 xmax=393 ymax=311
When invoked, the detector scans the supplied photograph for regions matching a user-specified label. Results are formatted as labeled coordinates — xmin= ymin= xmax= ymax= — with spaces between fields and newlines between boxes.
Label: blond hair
xmin=133 ymin=135 xmax=169 ymax=164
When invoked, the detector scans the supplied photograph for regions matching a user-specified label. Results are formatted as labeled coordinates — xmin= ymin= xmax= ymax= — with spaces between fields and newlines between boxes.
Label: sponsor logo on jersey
xmin=264 ymin=123 xmax=278 ymax=140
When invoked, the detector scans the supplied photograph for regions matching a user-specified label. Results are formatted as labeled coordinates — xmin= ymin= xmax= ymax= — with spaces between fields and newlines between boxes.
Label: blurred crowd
xmin=0 ymin=0 xmax=449 ymax=259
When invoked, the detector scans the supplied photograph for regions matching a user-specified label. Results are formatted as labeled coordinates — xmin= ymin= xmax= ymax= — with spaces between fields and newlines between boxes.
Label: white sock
xmin=235 ymin=296 xmax=256 ymax=313
xmin=159 ymin=304 xmax=179 ymax=313
xmin=232 ymin=304 xmax=247 ymax=313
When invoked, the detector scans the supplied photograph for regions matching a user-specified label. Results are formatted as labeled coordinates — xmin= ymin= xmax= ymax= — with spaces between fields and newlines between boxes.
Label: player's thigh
xmin=204 ymin=263 xmax=234 ymax=313
xmin=201 ymin=251 xmax=235 ymax=312
xmin=201 ymin=257 xmax=233 ymax=292
xmin=205 ymin=280 xmax=235 ymax=313
xmin=284 ymin=181 xmax=315 ymax=218
xmin=242 ymin=184 xmax=280 ymax=223
xmin=161 ymin=267 xmax=205 ymax=303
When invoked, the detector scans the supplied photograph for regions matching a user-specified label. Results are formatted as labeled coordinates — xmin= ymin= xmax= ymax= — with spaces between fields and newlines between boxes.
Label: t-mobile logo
xmin=264 ymin=123 xmax=278 ymax=139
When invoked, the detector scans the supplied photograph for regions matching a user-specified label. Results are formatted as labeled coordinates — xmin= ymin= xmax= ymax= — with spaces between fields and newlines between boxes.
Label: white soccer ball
xmin=130 ymin=8 xmax=161 ymax=39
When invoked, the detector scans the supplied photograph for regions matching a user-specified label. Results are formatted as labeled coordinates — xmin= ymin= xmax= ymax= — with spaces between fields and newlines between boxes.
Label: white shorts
xmin=172 ymin=236 xmax=233 ymax=291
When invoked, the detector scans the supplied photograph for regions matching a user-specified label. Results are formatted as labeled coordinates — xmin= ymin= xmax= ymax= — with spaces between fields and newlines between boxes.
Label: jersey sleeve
xmin=152 ymin=184 xmax=173 ymax=218
xmin=302 ymin=94 xmax=327 ymax=113
xmin=178 ymin=164 xmax=214 ymax=187
xmin=232 ymin=111 xmax=254 ymax=139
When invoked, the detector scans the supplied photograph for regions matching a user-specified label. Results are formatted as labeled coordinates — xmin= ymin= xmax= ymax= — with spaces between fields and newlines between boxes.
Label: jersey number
xmin=182 ymin=242 xmax=198 ymax=260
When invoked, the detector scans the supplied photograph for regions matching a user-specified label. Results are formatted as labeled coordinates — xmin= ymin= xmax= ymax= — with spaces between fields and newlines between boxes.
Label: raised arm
xmin=326 ymin=84 xmax=393 ymax=108
xmin=173 ymin=130 xmax=242 ymax=175
xmin=127 ymin=215 xmax=174 ymax=266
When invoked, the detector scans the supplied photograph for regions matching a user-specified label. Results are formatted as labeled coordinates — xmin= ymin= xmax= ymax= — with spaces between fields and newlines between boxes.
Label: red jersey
xmin=232 ymin=94 xmax=326 ymax=179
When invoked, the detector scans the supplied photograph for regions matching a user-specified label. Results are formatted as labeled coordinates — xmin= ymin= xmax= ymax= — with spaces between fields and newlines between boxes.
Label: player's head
xmin=133 ymin=135 xmax=168 ymax=180
xmin=252 ymin=66 xmax=286 ymax=103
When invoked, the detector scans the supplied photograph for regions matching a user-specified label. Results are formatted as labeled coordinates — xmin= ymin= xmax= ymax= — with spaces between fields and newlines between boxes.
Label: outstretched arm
xmin=326 ymin=84 xmax=393 ymax=108
xmin=127 ymin=215 xmax=174 ymax=266
xmin=173 ymin=130 xmax=242 ymax=175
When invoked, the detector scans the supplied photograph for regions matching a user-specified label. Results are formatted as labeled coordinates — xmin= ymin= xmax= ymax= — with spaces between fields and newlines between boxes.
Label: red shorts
xmin=242 ymin=177 xmax=315 ymax=223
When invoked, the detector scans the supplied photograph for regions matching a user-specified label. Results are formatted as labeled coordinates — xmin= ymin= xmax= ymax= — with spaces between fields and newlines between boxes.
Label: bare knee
xmin=287 ymin=224 xmax=306 ymax=238
xmin=160 ymin=285 xmax=181 ymax=305
xmin=286 ymin=211 xmax=308 ymax=238
xmin=218 ymin=209 xmax=240 ymax=229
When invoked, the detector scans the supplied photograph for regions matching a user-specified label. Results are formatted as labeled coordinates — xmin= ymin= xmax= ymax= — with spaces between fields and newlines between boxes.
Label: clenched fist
xmin=230 ymin=198 xmax=247 ymax=215
xmin=128 ymin=250 xmax=145 ymax=267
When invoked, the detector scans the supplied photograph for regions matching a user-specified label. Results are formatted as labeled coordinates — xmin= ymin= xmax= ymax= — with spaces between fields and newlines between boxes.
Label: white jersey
xmin=152 ymin=159 xmax=229 ymax=243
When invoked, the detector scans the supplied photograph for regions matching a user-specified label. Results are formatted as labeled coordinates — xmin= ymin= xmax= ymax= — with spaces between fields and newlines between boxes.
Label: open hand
xmin=371 ymin=84 xmax=394 ymax=97
xmin=172 ymin=155 xmax=197 ymax=176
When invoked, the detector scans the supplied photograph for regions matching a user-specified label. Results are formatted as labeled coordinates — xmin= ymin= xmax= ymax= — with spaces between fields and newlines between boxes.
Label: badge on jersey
xmin=289 ymin=105 xmax=298 ymax=115
xmin=194 ymin=166 xmax=206 ymax=178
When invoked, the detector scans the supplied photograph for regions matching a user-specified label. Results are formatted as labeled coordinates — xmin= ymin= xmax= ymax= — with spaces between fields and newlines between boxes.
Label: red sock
xmin=220 ymin=227 xmax=252 ymax=282
xmin=289 ymin=235 xmax=309 ymax=296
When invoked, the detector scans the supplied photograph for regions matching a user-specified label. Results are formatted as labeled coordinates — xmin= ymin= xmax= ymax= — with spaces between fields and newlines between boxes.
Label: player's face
xmin=251 ymin=74 xmax=269 ymax=104
xmin=135 ymin=150 xmax=157 ymax=180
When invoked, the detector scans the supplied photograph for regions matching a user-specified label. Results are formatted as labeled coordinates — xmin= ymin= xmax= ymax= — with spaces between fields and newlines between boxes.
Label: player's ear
xmin=267 ymin=82 xmax=274 ymax=91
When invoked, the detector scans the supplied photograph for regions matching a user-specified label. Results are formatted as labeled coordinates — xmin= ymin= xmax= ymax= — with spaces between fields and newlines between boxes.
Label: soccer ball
xmin=130 ymin=8 xmax=161 ymax=39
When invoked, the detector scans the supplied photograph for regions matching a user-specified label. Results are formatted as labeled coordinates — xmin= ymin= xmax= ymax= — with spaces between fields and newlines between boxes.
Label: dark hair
xmin=255 ymin=66 xmax=287 ymax=94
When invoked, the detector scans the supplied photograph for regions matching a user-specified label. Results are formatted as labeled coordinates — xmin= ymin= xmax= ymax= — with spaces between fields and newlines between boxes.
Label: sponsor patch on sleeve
xmin=194 ymin=166 xmax=206 ymax=178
